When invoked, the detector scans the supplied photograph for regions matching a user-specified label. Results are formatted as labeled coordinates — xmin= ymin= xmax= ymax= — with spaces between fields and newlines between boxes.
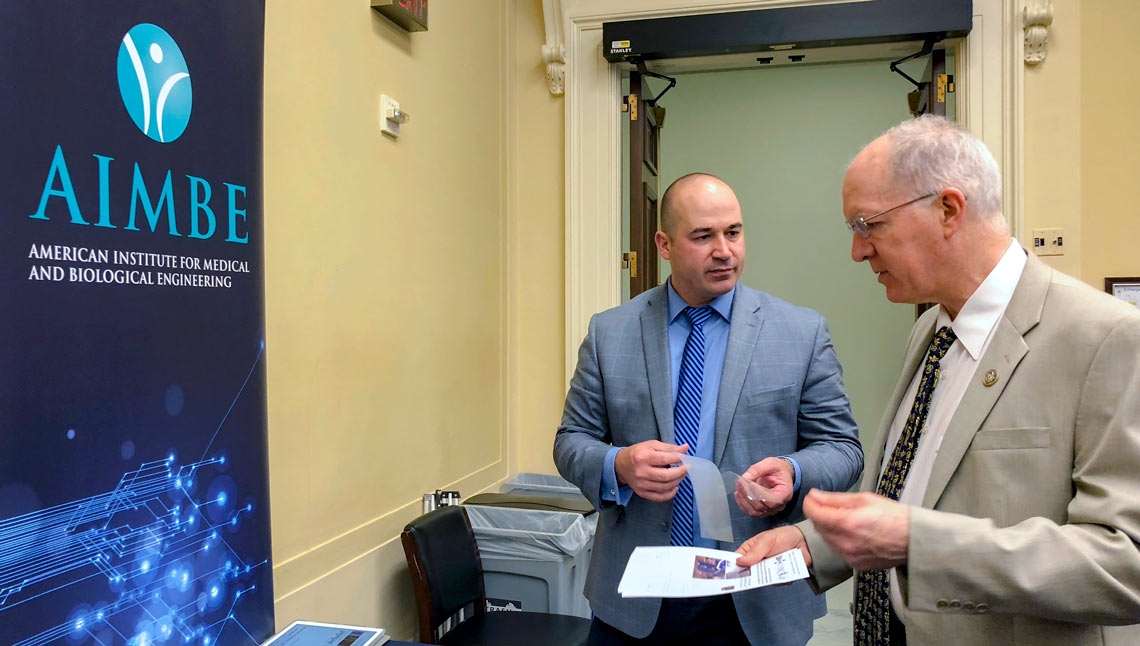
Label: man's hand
xmin=803 ymin=489 xmax=910 ymax=572
xmin=735 ymin=525 xmax=812 ymax=568
xmin=614 ymin=441 xmax=689 ymax=502
xmin=734 ymin=457 xmax=795 ymax=517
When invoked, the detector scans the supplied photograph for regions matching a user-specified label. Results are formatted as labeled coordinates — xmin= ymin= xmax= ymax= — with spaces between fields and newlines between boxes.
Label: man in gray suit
xmin=738 ymin=116 xmax=1140 ymax=645
xmin=555 ymin=173 xmax=863 ymax=645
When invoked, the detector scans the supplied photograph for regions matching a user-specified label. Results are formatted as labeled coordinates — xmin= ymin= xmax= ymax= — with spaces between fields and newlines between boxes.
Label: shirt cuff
xmin=779 ymin=456 xmax=802 ymax=494
xmin=602 ymin=446 xmax=634 ymax=506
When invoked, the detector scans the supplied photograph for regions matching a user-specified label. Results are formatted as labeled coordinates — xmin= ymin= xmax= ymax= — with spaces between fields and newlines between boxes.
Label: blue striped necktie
xmin=670 ymin=305 xmax=713 ymax=547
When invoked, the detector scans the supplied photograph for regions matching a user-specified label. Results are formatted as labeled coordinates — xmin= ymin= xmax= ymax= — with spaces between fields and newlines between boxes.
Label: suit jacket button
xmin=936 ymin=599 xmax=949 ymax=609
xmin=963 ymin=602 xmax=975 ymax=611
xmin=976 ymin=603 xmax=989 ymax=613
xmin=661 ymin=522 xmax=669 ymax=530
xmin=949 ymin=599 xmax=961 ymax=609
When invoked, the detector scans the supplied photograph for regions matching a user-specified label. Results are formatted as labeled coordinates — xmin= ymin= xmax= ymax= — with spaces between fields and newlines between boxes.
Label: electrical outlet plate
xmin=380 ymin=94 xmax=401 ymax=138
xmin=1031 ymin=227 xmax=1064 ymax=256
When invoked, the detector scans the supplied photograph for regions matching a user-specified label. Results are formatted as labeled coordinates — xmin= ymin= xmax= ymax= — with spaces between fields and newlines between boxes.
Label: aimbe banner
xmin=0 ymin=3 xmax=274 ymax=645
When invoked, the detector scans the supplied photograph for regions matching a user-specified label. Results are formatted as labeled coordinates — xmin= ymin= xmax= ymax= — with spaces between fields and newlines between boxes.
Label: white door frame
xmin=560 ymin=0 xmax=1025 ymax=378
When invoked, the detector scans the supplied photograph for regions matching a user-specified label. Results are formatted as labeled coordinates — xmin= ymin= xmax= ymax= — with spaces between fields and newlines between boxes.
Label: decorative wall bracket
xmin=542 ymin=0 xmax=566 ymax=96
xmin=1023 ymin=1 xmax=1053 ymax=65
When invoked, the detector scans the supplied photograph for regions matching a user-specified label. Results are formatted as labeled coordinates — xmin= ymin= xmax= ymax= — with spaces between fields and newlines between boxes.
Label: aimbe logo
xmin=116 ymin=23 xmax=192 ymax=143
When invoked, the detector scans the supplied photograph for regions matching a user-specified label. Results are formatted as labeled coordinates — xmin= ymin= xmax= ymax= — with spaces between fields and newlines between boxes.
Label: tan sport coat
xmin=804 ymin=253 xmax=1140 ymax=645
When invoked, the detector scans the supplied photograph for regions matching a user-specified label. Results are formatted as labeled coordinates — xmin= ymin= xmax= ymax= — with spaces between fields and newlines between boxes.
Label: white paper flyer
xmin=617 ymin=547 xmax=808 ymax=598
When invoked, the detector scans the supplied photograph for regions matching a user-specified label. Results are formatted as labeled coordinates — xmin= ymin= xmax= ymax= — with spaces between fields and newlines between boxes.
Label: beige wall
xmin=264 ymin=0 xmax=511 ymax=637
xmin=510 ymin=0 xmax=566 ymax=476
xmin=1023 ymin=0 xmax=1082 ymax=277
xmin=1024 ymin=0 xmax=1140 ymax=288
xmin=1080 ymin=0 xmax=1140 ymax=285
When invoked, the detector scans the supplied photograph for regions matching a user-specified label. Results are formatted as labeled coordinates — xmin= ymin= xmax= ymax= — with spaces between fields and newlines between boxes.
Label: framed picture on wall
xmin=1104 ymin=277 xmax=1140 ymax=310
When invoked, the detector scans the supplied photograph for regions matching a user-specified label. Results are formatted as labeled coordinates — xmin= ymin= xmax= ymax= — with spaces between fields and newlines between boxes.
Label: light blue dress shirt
xmin=600 ymin=282 xmax=802 ymax=546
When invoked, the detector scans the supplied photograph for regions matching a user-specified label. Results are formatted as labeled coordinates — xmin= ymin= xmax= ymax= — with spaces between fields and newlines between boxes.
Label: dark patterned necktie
xmin=669 ymin=305 xmax=713 ymax=546
xmin=853 ymin=325 xmax=957 ymax=646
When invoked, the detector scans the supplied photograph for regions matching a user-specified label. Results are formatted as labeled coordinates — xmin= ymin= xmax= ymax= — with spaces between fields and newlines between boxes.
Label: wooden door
xmin=626 ymin=71 xmax=663 ymax=298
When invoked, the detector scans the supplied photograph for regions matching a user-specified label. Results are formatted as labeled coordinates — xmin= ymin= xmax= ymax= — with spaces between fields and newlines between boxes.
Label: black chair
xmin=401 ymin=505 xmax=591 ymax=646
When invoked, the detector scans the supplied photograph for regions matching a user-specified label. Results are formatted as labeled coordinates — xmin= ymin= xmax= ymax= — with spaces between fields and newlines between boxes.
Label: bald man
xmin=555 ymin=173 xmax=863 ymax=646
xmin=737 ymin=116 xmax=1140 ymax=646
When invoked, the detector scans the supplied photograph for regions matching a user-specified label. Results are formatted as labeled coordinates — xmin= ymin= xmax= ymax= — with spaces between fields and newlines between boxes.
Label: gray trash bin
xmin=500 ymin=473 xmax=597 ymax=612
xmin=465 ymin=504 xmax=596 ymax=619
xmin=501 ymin=473 xmax=586 ymax=500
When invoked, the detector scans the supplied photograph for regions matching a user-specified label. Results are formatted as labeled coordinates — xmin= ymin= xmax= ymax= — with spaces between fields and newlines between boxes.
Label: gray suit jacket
xmin=805 ymin=254 xmax=1140 ymax=645
xmin=554 ymin=284 xmax=863 ymax=646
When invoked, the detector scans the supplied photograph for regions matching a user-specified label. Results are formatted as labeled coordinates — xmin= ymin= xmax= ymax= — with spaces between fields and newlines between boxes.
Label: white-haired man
xmin=737 ymin=115 xmax=1140 ymax=646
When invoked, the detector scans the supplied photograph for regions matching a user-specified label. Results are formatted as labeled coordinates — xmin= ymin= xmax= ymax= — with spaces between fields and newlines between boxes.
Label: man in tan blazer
xmin=737 ymin=115 xmax=1140 ymax=645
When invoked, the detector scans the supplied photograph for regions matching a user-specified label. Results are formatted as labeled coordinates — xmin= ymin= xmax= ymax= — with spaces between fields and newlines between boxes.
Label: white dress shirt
xmin=882 ymin=238 xmax=1027 ymax=612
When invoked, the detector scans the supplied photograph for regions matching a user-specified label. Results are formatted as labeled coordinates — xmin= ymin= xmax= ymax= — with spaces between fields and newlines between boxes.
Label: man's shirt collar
xmin=937 ymin=238 xmax=1027 ymax=360
xmin=666 ymin=279 xmax=735 ymax=325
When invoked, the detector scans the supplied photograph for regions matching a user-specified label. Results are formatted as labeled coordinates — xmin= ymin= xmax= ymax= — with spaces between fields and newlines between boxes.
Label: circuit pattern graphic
xmin=0 ymin=346 xmax=271 ymax=645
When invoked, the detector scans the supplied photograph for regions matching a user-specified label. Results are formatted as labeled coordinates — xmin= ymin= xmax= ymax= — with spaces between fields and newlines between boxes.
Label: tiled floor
xmin=808 ymin=578 xmax=853 ymax=646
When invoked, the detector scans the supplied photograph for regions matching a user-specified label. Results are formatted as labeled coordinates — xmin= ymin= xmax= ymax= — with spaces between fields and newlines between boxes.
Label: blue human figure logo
xmin=117 ymin=23 xmax=193 ymax=143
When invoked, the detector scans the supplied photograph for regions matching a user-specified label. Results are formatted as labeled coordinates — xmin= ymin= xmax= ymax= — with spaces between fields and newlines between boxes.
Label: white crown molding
xmin=1023 ymin=1 xmax=1053 ymax=65
xmin=542 ymin=0 xmax=566 ymax=95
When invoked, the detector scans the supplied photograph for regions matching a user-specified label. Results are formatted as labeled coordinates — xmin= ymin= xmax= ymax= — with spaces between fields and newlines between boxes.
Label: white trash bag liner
xmin=466 ymin=505 xmax=597 ymax=562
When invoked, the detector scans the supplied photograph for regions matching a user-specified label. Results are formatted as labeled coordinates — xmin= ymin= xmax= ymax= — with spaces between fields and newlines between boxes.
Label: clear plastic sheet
xmin=679 ymin=455 xmax=734 ymax=543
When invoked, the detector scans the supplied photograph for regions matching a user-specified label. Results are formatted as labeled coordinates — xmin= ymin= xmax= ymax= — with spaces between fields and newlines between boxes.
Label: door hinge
xmin=937 ymin=73 xmax=949 ymax=103
xmin=622 ymin=251 xmax=638 ymax=277
xmin=626 ymin=94 xmax=638 ymax=121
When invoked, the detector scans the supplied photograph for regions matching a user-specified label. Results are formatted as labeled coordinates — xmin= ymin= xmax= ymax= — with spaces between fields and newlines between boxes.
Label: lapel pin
xmin=982 ymin=369 xmax=999 ymax=387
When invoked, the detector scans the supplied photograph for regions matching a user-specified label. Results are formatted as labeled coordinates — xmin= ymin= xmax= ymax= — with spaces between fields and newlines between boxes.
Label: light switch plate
xmin=380 ymin=94 xmax=401 ymax=138
xmin=1031 ymin=227 xmax=1064 ymax=256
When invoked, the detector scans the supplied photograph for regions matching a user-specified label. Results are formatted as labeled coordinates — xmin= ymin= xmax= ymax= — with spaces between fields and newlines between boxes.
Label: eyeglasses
xmin=846 ymin=193 xmax=937 ymax=238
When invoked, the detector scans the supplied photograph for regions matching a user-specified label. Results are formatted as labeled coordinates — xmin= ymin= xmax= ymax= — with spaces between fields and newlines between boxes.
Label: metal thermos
xmin=423 ymin=490 xmax=461 ymax=513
